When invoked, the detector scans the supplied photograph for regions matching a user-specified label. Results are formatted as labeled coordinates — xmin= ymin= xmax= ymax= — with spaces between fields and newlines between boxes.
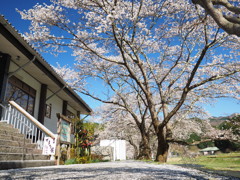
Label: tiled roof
xmin=199 ymin=147 xmax=219 ymax=152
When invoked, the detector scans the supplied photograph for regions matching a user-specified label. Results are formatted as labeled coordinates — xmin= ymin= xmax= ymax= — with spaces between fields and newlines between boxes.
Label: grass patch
xmin=167 ymin=152 xmax=240 ymax=171
xmin=64 ymin=157 xmax=110 ymax=165
xmin=65 ymin=158 xmax=78 ymax=165
xmin=196 ymin=153 xmax=240 ymax=171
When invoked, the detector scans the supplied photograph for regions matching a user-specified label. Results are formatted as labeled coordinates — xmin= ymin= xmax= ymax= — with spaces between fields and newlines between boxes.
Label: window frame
xmin=6 ymin=76 xmax=36 ymax=115
xmin=45 ymin=103 xmax=52 ymax=118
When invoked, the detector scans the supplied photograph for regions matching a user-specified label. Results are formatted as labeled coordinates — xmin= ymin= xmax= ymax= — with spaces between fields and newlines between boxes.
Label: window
xmin=66 ymin=110 xmax=75 ymax=119
xmin=5 ymin=76 xmax=36 ymax=115
xmin=45 ymin=104 xmax=52 ymax=118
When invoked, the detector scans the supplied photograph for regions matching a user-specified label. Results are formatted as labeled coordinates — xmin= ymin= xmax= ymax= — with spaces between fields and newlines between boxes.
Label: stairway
xmin=0 ymin=121 xmax=55 ymax=170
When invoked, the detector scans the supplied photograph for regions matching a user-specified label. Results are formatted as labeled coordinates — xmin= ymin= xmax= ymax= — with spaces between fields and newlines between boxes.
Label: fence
xmin=0 ymin=101 xmax=56 ymax=150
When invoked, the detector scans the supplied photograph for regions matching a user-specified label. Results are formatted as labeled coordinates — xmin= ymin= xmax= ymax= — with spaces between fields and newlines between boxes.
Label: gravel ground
xmin=0 ymin=161 xmax=239 ymax=180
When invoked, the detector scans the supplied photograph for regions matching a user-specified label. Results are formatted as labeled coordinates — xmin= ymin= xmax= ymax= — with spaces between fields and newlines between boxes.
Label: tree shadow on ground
xmin=0 ymin=164 xmax=233 ymax=180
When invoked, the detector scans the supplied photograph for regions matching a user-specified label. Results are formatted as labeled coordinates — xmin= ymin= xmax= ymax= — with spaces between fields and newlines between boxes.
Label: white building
xmin=100 ymin=140 xmax=126 ymax=161
xmin=0 ymin=15 xmax=92 ymax=134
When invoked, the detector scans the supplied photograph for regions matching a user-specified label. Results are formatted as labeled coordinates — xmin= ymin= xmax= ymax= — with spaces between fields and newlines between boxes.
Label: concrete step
xmin=1 ymin=125 xmax=21 ymax=132
xmin=0 ymin=153 xmax=50 ymax=161
xmin=0 ymin=122 xmax=56 ymax=170
xmin=0 ymin=160 xmax=55 ymax=170
xmin=0 ymin=121 xmax=13 ymax=127
xmin=0 ymin=122 xmax=30 ymax=135
xmin=0 ymin=129 xmax=23 ymax=136
xmin=0 ymin=121 xmax=19 ymax=128
xmin=0 ymin=126 xmax=20 ymax=133
xmin=0 ymin=139 xmax=37 ymax=148
xmin=0 ymin=145 xmax=42 ymax=154
xmin=0 ymin=129 xmax=24 ymax=137
xmin=0 ymin=134 xmax=31 ymax=143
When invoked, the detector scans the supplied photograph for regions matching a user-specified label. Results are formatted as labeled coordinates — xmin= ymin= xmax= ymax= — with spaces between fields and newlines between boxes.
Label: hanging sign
xmin=42 ymin=137 xmax=56 ymax=155
xmin=60 ymin=119 xmax=71 ymax=143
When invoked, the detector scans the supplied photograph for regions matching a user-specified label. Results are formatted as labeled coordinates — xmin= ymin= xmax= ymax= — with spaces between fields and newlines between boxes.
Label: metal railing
xmin=0 ymin=101 xmax=56 ymax=150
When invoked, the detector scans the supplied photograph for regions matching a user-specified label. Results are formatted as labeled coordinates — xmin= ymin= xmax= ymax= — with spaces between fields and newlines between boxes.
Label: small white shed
xmin=100 ymin=140 xmax=126 ymax=161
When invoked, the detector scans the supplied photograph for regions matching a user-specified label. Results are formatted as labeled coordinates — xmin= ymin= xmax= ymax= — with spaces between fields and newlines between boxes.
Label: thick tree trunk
xmin=133 ymin=144 xmax=139 ymax=159
xmin=128 ymin=138 xmax=139 ymax=159
xmin=137 ymin=134 xmax=151 ymax=160
xmin=155 ymin=128 xmax=169 ymax=162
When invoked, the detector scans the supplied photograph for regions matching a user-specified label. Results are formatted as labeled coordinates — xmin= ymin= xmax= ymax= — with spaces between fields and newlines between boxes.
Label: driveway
xmin=0 ymin=161 xmax=238 ymax=180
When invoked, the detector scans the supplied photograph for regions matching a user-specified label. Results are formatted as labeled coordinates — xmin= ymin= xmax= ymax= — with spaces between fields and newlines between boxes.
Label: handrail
xmin=9 ymin=101 xmax=56 ymax=139
xmin=0 ymin=102 xmax=32 ymax=132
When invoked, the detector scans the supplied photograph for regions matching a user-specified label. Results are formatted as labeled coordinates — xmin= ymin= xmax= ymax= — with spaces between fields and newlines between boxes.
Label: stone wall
xmin=91 ymin=146 xmax=113 ymax=161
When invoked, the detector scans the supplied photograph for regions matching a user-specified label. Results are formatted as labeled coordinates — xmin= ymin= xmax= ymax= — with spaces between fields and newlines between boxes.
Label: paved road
xmin=0 ymin=161 xmax=239 ymax=180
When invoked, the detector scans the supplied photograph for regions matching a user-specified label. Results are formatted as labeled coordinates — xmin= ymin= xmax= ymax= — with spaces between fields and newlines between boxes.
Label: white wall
xmin=8 ymin=61 xmax=79 ymax=134
xmin=67 ymin=104 xmax=77 ymax=117
xmin=44 ymin=90 xmax=79 ymax=134
xmin=100 ymin=140 xmax=126 ymax=161
xmin=44 ymin=89 xmax=63 ymax=133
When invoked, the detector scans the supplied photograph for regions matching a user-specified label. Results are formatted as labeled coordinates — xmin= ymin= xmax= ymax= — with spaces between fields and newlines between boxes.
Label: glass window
xmin=45 ymin=104 xmax=52 ymax=118
xmin=28 ymin=96 xmax=35 ymax=115
xmin=66 ymin=110 xmax=75 ymax=119
xmin=5 ymin=76 xmax=36 ymax=115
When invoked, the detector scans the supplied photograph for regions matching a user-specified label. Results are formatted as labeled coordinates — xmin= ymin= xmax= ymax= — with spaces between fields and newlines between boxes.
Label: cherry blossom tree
xmin=93 ymin=104 xmax=143 ymax=159
xmin=217 ymin=114 xmax=240 ymax=140
xmin=192 ymin=0 xmax=240 ymax=37
xmin=91 ymin=92 xmax=156 ymax=159
xmin=18 ymin=0 xmax=240 ymax=162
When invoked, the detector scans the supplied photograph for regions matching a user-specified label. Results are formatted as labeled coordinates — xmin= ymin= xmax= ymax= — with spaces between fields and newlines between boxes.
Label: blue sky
xmin=0 ymin=0 xmax=239 ymax=117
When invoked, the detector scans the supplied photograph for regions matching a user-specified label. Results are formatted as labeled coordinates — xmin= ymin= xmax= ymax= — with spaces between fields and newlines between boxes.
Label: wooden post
xmin=62 ymin=101 xmax=67 ymax=116
xmin=0 ymin=53 xmax=10 ymax=117
xmin=56 ymin=113 xmax=61 ymax=165
xmin=38 ymin=84 xmax=47 ymax=124
xmin=66 ymin=120 xmax=71 ymax=160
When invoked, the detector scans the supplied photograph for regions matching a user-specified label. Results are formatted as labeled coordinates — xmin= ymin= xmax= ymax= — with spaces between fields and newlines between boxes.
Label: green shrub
xmin=215 ymin=140 xmax=240 ymax=152
xmin=90 ymin=159 xmax=100 ymax=163
xmin=65 ymin=158 xmax=77 ymax=165
xmin=186 ymin=133 xmax=201 ymax=143
xmin=197 ymin=141 xmax=214 ymax=149
xmin=69 ymin=148 xmax=76 ymax=159
xmin=90 ymin=159 xmax=110 ymax=163
xmin=76 ymin=156 xmax=90 ymax=164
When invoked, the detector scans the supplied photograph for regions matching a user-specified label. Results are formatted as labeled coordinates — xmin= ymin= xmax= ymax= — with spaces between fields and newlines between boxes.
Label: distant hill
xmin=209 ymin=113 xmax=240 ymax=127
